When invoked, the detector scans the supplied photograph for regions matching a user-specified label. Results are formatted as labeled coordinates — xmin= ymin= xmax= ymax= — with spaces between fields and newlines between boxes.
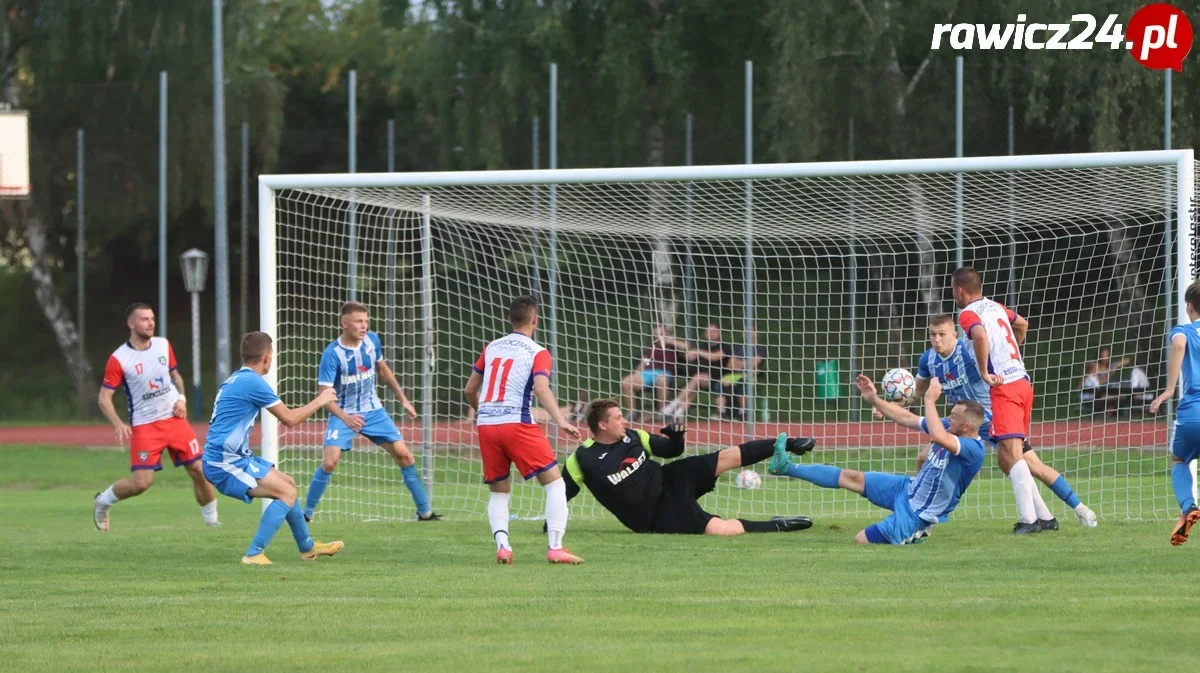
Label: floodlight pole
xmin=180 ymin=249 xmax=210 ymax=419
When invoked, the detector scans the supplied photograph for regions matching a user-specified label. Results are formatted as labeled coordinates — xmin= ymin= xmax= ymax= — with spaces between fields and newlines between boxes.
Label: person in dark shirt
xmin=662 ymin=322 xmax=730 ymax=422
xmin=562 ymin=399 xmax=814 ymax=535
xmin=619 ymin=324 xmax=688 ymax=421
xmin=719 ymin=326 xmax=767 ymax=422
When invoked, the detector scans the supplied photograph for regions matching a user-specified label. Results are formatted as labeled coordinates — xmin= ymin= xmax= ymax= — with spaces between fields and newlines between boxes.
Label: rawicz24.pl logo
xmin=931 ymin=3 xmax=1193 ymax=71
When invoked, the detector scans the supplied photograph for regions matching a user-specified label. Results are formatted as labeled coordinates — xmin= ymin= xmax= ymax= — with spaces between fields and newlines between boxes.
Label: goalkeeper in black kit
xmin=562 ymin=399 xmax=815 ymax=535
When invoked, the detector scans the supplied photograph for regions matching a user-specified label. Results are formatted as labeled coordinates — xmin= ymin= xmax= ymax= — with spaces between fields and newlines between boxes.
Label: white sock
xmin=662 ymin=401 xmax=678 ymax=417
xmin=488 ymin=492 xmax=511 ymax=550
xmin=1031 ymin=486 xmax=1053 ymax=521
xmin=200 ymin=499 xmax=219 ymax=521
xmin=97 ymin=486 xmax=119 ymax=508
xmin=1008 ymin=460 xmax=1038 ymax=524
xmin=544 ymin=478 xmax=568 ymax=550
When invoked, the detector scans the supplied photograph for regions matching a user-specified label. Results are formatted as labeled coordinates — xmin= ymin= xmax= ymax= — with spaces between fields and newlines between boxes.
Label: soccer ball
xmin=881 ymin=368 xmax=916 ymax=402
xmin=735 ymin=470 xmax=763 ymax=490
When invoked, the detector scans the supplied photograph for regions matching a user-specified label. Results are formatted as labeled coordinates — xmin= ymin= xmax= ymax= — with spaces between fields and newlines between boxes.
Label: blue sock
xmin=305 ymin=467 xmax=333 ymax=519
xmin=285 ymin=500 xmax=314 ymax=553
xmin=1173 ymin=462 xmax=1197 ymax=513
xmin=1049 ymin=475 xmax=1082 ymax=509
xmin=246 ymin=499 xmax=290 ymax=557
xmin=784 ymin=463 xmax=841 ymax=489
xmin=402 ymin=465 xmax=431 ymax=517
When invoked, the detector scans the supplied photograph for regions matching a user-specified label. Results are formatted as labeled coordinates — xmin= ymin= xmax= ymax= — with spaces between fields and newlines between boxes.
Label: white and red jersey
xmin=958 ymin=298 xmax=1028 ymax=384
xmin=473 ymin=333 xmax=552 ymax=426
xmin=102 ymin=337 xmax=181 ymax=426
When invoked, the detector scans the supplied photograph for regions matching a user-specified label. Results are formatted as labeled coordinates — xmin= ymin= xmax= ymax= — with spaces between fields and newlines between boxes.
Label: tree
xmin=1 ymin=0 xmax=286 ymax=415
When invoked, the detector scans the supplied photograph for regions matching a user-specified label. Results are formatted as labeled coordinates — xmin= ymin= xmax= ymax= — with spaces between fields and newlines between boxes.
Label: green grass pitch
xmin=2 ymin=445 xmax=1197 ymax=673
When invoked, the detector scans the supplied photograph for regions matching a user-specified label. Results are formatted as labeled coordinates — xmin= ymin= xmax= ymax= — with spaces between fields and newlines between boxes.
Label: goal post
xmin=258 ymin=149 xmax=1196 ymax=522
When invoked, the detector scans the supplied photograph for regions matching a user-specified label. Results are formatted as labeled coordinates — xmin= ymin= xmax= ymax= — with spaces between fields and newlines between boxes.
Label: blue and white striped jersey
xmin=917 ymin=339 xmax=994 ymax=439
xmin=907 ymin=418 xmax=986 ymax=524
xmin=318 ymin=332 xmax=385 ymax=415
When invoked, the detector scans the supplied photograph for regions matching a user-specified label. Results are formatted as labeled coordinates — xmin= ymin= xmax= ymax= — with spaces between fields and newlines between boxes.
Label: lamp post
xmin=180 ymin=249 xmax=209 ymax=419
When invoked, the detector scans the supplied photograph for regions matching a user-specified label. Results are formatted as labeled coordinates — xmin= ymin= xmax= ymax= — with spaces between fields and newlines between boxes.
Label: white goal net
xmin=259 ymin=151 xmax=1195 ymax=524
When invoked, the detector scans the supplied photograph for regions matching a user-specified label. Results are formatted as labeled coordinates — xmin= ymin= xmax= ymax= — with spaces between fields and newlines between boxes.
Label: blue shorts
xmin=203 ymin=455 xmax=275 ymax=504
xmin=860 ymin=472 xmax=931 ymax=545
xmin=324 ymin=407 xmax=403 ymax=450
xmin=641 ymin=369 xmax=671 ymax=388
xmin=1172 ymin=421 xmax=1200 ymax=463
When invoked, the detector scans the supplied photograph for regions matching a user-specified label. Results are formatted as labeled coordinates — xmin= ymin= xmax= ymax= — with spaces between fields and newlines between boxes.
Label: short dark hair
xmin=951 ymin=267 xmax=982 ymax=294
xmin=955 ymin=399 xmax=986 ymax=428
xmin=1187 ymin=281 xmax=1200 ymax=315
xmin=508 ymin=295 xmax=538 ymax=327
xmin=341 ymin=301 xmax=369 ymax=317
xmin=585 ymin=399 xmax=620 ymax=434
xmin=125 ymin=302 xmax=153 ymax=321
xmin=930 ymin=314 xmax=955 ymax=329
xmin=241 ymin=331 xmax=273 ymax=364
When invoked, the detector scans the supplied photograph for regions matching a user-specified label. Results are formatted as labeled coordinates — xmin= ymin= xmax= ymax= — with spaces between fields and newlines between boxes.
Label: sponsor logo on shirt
xmin=607 ymin=452 xmax=647 ymax=485
xmin=340 ymin=369 xmax=376 ymax=386
xmin=141 ymin=377 xmax=174 ymax=402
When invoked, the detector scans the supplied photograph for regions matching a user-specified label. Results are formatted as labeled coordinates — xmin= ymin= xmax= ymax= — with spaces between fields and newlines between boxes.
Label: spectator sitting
xmin=662 ymin=321 xmax=729 ymax=422
xmin=620 ymin=325 xmax=687 ymax=421
xmin=1093 ymin=347 xmax=1130 ymax=385
xmin=718 ymin=326 xmax=767 ymax=422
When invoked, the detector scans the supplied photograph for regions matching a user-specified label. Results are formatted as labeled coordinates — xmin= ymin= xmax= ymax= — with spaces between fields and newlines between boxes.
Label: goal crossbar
xmin=261 ymin=150 xmax=1195 ymax=190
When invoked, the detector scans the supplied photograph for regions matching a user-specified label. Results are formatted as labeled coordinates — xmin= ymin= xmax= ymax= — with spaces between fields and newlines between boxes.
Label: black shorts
xmin=647 ymin=452 xmax=720 ymax=534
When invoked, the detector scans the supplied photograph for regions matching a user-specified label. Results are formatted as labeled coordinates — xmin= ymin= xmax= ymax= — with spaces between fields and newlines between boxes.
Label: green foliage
xmin=3 ymin=0 xmax=1199 ymax=419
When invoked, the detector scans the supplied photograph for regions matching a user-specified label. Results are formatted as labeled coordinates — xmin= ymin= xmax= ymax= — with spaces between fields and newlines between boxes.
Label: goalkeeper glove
xmin=659 ymin=423 xmax=687 ymax=439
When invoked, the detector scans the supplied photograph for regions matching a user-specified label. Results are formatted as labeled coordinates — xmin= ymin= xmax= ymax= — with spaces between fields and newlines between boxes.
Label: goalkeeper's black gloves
xmin=659 ymin=422 xmax=687 ymax=455
xmin=659 ymin=423 xmax=687 ymax=440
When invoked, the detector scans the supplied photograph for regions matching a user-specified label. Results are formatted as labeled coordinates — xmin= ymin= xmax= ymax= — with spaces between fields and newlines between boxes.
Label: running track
xmin=0 ymin=419 xmax=1168 ymax=450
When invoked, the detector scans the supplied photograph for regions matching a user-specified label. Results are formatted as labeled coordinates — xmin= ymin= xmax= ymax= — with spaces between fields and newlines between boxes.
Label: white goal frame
xmin=257 ymin=150 xmax=1196 ymax=514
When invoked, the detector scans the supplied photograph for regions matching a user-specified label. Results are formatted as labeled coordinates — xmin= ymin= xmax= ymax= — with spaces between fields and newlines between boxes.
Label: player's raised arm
xmin=1151 ymin=333 xmax=1188 ymax=414
xmin=855 ymin=374 xmax=922 ymax=430
xmin=649 ymin=423 xmax=687 ymax=458
xmin=921 ymin=378 xmax=960 ymax=455
xmin=268 ymin=387 xmax=338 ymax=428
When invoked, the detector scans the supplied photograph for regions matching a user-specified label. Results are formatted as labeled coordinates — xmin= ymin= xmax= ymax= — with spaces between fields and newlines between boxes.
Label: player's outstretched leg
xmin=725 ymin=517 xmax=814 ymax=534
xmin=1024 ymin=447 xmax=1096 ymax=528
xmin=765 ymin=433 xmax=819 ymax=476
xmin=717 ymin=432 xmax=813 ymax=478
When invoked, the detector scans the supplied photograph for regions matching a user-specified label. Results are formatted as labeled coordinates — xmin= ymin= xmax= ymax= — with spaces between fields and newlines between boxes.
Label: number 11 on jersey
xmin=483 ymin=358 xmax=514 ymax=403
